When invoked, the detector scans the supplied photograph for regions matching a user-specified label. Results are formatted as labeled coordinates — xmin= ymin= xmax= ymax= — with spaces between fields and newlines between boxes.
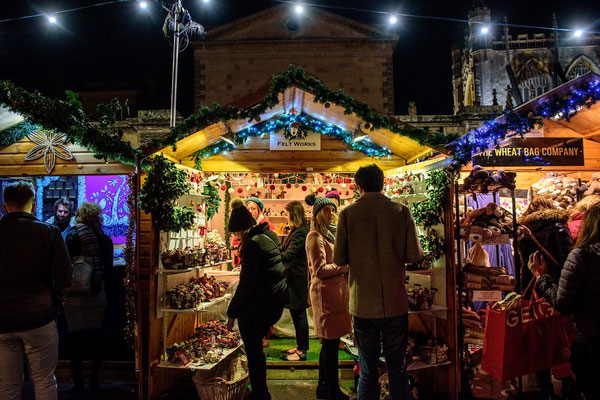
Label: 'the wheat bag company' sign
xmin=473 ymin=138 xmax=584 ymax=167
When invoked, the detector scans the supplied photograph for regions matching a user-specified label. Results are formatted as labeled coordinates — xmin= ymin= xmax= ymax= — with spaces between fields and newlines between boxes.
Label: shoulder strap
xmin=527 ymin=229 xmax=559 ymax=266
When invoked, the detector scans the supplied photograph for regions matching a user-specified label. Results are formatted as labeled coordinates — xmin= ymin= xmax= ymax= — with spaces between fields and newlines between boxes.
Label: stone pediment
xmin=205 ymin=4 xmax=397 ymax=42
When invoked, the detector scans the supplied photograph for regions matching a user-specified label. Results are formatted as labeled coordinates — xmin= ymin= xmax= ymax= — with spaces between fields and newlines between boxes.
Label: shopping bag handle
xmin=524 ymin=276 xmax=539 ymax=302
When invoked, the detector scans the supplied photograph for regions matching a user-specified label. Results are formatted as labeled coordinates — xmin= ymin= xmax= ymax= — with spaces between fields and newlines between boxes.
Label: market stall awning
xmin=153 ymin=78 xmax=437 ymax=172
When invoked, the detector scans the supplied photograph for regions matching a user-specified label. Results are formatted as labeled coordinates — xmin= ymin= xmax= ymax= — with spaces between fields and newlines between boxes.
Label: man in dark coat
xmin=0 ymin=181 xmax=72 ymax=400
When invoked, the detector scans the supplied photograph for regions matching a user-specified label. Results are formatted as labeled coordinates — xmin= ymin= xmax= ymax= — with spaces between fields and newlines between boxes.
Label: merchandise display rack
xmin=454 ymin=178 xmax=522 ymax=396
xmin=157 ymin=344 xmax=242 ymax=371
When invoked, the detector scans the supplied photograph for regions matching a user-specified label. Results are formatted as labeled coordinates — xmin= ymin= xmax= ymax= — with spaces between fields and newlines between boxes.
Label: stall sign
xmin=472 ymin=138 xmax=584 ymax=167
xmin=270 ymin=130 xmax=321 ymax=151
xmin=472 ymin=290 xmax=503 ymax=302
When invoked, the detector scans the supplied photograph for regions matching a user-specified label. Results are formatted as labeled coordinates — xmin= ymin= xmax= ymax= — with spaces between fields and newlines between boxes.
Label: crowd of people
xmin=0 ymin=182 xmax=113 ymax=400
xmin=226 ymin=164 xmax=423 ymax=400
xmin=0 ymin=166 xmax=599 ymax=400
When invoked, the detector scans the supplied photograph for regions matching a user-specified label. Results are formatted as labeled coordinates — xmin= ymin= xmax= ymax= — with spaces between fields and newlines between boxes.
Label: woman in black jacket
xmin=530 ymin=202 xmax=600 ymax=400
xmin=517 ymin=197 xmax=574 ymax=398
xmin=63 ymin=202 xmax=113 ymax=396
xmin=280 ymin=201 xmax=310 ymax=361
xmin=226 ymin=199 xmax=288 ymax=400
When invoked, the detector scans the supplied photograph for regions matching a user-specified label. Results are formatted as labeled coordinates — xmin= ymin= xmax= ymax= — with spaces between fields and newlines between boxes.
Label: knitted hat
xmin=229 ymin=198 xmax=256 ymax=232
xmin=245 ymin=197 xmax=264 ymax=212
xmin=325 ymin=189 xmax=341 ymax=204
xmin=305 ymin=193 xmax=337 ymax=218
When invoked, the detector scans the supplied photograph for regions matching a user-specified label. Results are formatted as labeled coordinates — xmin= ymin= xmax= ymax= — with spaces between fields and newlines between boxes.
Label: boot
xmin=316 ymin=384 xmax=329 ymax=400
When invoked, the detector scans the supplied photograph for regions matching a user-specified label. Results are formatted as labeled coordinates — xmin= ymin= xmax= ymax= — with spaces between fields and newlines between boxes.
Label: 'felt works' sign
xmin=473 ymin=138 xmax=584 ymax=167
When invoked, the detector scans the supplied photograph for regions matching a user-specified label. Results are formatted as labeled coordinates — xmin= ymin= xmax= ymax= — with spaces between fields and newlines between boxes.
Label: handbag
xmin=71 ymin=255 xmax=93 ymax=296
xmin=481 ymin=278 xmax=576 ymax=380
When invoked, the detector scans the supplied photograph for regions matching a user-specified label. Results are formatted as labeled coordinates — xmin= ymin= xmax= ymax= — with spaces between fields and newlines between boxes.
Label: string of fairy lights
xmin=1 ymin=0 xmax=598 ymax=37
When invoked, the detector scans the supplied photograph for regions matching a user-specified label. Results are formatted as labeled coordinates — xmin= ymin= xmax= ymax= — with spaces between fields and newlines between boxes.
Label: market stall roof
xmin=154 ymin=81 xmax=436 ymax=172
xmin=508 ymin=72 xmax=600 ymax=141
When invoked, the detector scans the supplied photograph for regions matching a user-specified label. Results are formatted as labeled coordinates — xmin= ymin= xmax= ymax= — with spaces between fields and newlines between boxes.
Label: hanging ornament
xmin=246 ymin=185 xmax=252 ymax=191
xmin=228 ymin=188 xmax=235 ymax=194
xmin=345 ymin=191 xmax=350 ymax=196
xmin=344 ymin=178 xmax=352 ymax=184
xmin=318 ymin=187 xmax=324 ymax=193
xmin=336 ymin=178 xmax=342 ymax=184
xmin=274 ymin=173 xmax=279 ymax=178
xmin=349 ymin=184 xmax=355 ymax=190
xmin=255 ymin=182 xmax=258 ymax=188
xmin=310 ymin=187 xmax=316 ymax=193
xmin=279 ymin=185 xmax=284 ymax=191
xmin=341 ymin=183 xmax=347 ymax=189
xmin=220 ymin=185 xmax=226 ymax=191
xmin=269 ymin=184 xmax=276 ymax=191
xmin=286 ymin=183 xmax=292 ymax=189
xmin=294 ymin=184 xmax=300 ymax=189
xmin=237 ymin=188 xmax=243 ymax=193
xmin=301 ymin=186 xmax=307 ymax=191
xmin=326 ymin=185 xmax=332 ymax=191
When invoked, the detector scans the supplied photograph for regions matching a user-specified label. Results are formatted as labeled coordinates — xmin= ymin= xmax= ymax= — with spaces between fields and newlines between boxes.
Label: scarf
xmin=75 ymin=223 xmax=105 ymax=295
xmin=326 ymin=223 xmax=337 ymax=243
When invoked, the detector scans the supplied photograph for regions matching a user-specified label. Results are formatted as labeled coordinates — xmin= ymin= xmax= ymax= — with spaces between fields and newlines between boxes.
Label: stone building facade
xmin=192 ymin=4 xmax=398 ymax=114
xmin=452 ymin=1 xmax=600 ymax=114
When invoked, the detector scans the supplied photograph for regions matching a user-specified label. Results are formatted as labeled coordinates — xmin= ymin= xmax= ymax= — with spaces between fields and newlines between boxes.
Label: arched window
xmin=566 ymin=56 xmax=598 ymax=81
xmin=517 ymin=59 xmax=551 ymax=102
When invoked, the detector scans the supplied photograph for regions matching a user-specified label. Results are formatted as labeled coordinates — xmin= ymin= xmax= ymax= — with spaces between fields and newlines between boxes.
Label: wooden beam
xmin=293 ymin=86 xmax=304 ymax=114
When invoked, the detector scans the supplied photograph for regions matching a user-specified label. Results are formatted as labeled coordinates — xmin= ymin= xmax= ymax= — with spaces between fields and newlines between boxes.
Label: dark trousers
xmin=238 ymin=307 xmax=283 ymax=400
xmin=571 ymin=335 xmax=600 ymax=400
xmin=318 ymin=338 xmax=342 ymax=395
xmin=354 ymin=315 xmax=409 ymax=400
xmin=289 ymin=308 xmax=309 ymax=352
xmin=68 ymin=329 xmax=103 ymax=387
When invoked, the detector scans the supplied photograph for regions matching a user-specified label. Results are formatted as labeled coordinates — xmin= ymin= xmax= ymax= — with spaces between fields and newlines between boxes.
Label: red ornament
xmin=255 ymin=182 xmax=258 ymax=187
xmin=220 ymin=185 xmax=226 ymax=191
xmin=344 ymin=178 xmax=352 ymax=183
xmin=349 ymin=184 xmax=355 ymax=190
xmin=345 ymin=191 xmax=350 ymax=196
xmin=269 ymin=184 xmax=276 ymax=191
xmin=286 ymin=183 xmax=292 ymax=189
xmin=301 ymin=186 xmax=307 ymax=191
xmin=336 ymin=178 xmax=342 ymax=184
xmin=237 ymin=188 xmax=243 ymax=193
xmin=318 ymin=187 xmax=324 ymax=193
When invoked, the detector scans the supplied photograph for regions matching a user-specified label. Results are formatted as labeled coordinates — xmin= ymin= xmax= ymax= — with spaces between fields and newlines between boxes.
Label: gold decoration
xmin=24 ymin=130 xmax=73 ymax=173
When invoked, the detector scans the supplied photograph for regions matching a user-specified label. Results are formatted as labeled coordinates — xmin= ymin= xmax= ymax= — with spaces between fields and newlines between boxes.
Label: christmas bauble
xmin=228 ymin=188 xmax=235 ymax=194
xmin=220 ymin=185 xmax=226 ymax=191
xmin=318 ymin=187 xmax=324 ymax=193
xmin=286 ymin=183 xmax=292 ymax=189
xmin=302 ymin=186 xmax=307 ymax=191
xmin=237 ymin=188 xmax=243 ymax=193
xmin=349 ymin=184 xmax=355 ymax=190
xmin=341 ymin=183 xmax=347 ymax=189
xmin=326 ymin=185 xmax=332 ymax=191
xmin=336 ymin=178 xmax=342 ymax=184
xmin=310 ymin=187 xmax=316 ymax=193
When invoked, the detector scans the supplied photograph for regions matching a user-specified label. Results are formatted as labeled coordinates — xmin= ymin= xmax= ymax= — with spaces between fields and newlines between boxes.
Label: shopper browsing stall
xmin=63 ymin=202 xmax=113 ymax=395
xmin=530 ymin=203 xmax=600 ymax=400
xmin=568 ymin=195 xmax=600 ymax=240
xmin=305 ymin=194 xmax=351 ymax=400
xmin=226 ymin=199 xmax=288 ymax=400
xmin=279 ymin=201 xmax=310 ymax=362
xmin=334 ymin=164 xmax=422 ymax=400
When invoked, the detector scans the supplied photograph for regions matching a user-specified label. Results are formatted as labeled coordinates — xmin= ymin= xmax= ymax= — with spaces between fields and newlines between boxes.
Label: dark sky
xmin=1 ymin=0 xmax=599 ymax=116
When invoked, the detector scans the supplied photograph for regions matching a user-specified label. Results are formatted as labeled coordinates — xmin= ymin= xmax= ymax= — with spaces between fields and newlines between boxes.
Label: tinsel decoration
xmin=0 ymin=120 xmax=39 ymax=146
xmin=123 ymin=173 xmax=137 ymax=349
xmin=224 ymin=181 xmax=232 ymax=251
xmin=204 ymin=180 xmax=221 ymax=221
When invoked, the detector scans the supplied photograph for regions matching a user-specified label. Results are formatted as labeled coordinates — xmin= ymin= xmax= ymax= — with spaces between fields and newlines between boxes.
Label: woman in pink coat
xmin=305 ymin=194 xmax=351 ymax=400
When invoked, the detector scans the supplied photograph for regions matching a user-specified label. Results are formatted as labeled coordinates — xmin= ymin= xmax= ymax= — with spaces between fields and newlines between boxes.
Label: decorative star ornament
xmin=24 ymin=130 xmax=73 ymax=173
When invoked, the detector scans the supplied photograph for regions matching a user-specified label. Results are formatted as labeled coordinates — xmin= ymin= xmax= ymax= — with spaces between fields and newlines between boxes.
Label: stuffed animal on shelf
xmin=460 ymin=203 xmax=514 ymax=241
xmin=462 ymin=165 xmax=491 ymax=192
xmin=249 ymin=191 xmax=262 ymax=198
xmin=276 ymin=190 xmax=287 ymax=199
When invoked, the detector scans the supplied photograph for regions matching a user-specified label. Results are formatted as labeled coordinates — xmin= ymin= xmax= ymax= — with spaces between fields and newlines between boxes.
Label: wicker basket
xmin=192 ymin=355 xmax=249 ymax=400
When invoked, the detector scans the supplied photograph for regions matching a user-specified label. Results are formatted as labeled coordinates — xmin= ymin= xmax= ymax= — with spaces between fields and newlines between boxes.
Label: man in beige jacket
xmin=334 ymin=164 xmax=422 ymax=400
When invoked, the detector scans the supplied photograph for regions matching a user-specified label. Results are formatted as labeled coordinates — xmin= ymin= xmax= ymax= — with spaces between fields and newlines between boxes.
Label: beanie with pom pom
xmin=228 ymin=198 xmax=256 ymax=232
xmin=305 ymin=193 xmax=337 ymax=218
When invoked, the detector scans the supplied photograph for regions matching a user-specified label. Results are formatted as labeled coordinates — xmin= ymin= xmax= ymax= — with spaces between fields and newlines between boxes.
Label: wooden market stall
xmin=0 ymin=106 xmax=137 ymax=380
xmin=453 ymin=72 xmax=600 ymax=398
xmin=138 ymin=80 xmax=459 ymax=399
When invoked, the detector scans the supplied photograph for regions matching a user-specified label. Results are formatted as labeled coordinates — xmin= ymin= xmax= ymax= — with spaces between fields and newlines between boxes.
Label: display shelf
xmin=157 ymin=260 xmax=233 ymax=274
xmin=406 ymin=269 xmax=434 ymax=275
xmin=160 ymin=293 xmax=232 ymax=314
xmin=407 ymin=360 xmax=452 ymax=371
xmin=157 ymin=344 xmax=241 ymax=370
xmin=180 ymin=192 xmax=210 ymax=198
xmin=408 ymin=305 xmax=448 ymax=315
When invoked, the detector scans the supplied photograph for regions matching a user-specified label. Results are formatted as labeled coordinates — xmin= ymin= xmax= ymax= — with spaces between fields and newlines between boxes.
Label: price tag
xmin=176 ymin=350 xmax=191 ymax=366
xmin=472 ymin=290 xmax=503 ymax=302
xmin=483 ymin=234 xmax=510 ymax=245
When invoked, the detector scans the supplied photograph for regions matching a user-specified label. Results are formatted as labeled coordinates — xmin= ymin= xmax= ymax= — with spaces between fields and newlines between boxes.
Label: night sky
xmin=1 ymin=0 xmax=599 ymax=116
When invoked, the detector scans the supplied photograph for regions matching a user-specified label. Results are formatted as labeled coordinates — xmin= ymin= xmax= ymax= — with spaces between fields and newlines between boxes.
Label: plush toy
xmin=462 ymin=165 xmax=491 ymax=192
xmin=493 ymin=170 xmax=517 ymax=190
xmin=469 ymin=224 xmax=491 ymax=242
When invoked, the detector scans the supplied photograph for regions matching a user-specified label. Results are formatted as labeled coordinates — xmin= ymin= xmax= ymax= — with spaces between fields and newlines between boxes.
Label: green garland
xmin=224 ymin=181 xmax=231 ymax=250
xmin=123 ymin=173 xmax=137 ymax=349
xmin=203 ymin=181 xmax=221 ymax=221
xmin=0 ymin=82 xmax=142 ymax=165
xmin=152 ymin=65 xmax=452 ymax=153
xmin=138 ymin=155 xmax=196 ymax=232
xmin=411 ymin=170 xmax=449 ymax=262
xmin=0 ymin=120 xmax=39 ymax=146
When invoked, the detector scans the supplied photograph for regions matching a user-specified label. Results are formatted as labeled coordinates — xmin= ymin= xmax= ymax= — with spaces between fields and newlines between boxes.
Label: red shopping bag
xmin=481 ymin=295 xmax=576 ymax=381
